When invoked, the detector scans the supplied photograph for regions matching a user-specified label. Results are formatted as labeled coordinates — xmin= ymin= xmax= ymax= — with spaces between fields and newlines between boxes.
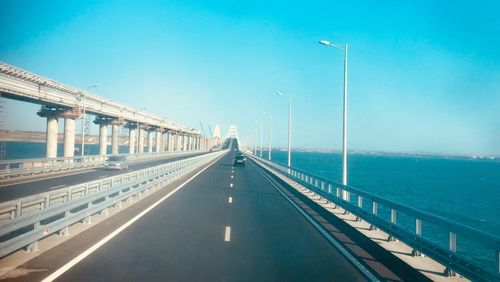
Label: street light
xmin=319 ymin=39 xmax=349 ymax=195
xmin=80 ymin=84 xmax=98 ymax=157
xmin=261 ymin=112 xmax=272 ymax=161
xmin=276 ymin=92 xmax=291 ymax=168
xmin=268 ymin=113 xmax=272 ymax=160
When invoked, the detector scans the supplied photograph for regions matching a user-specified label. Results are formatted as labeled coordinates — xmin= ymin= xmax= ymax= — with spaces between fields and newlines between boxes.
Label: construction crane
xmin=208 ymin=125 xmax=213 ymax=138
xmin=199 ymin=120 xmax=206 ymax=136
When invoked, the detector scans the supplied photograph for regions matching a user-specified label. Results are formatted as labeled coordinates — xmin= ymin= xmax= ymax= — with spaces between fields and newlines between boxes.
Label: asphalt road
xmin=0 ymin=151 xmax=208 ymax=202
xmin=9 ymin=140 xmax=368 ymax=281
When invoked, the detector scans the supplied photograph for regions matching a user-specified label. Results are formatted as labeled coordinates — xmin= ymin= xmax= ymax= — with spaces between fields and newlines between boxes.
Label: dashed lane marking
xmin=224 ymin=226 xmax=231 ymax=242
xmin=228 ymin=197 xmax=233 ymax=203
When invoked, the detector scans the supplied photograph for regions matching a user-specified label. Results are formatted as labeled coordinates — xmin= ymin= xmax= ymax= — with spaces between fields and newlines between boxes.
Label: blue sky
xmin=1 ymin=0 xmax=499 ymax=155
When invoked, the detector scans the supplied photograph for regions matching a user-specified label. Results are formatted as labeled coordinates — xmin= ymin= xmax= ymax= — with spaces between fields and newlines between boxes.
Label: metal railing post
xmin=412 ymin=219 xmax=422 ymax=256
xmin=389 ymin=209 xmax=397 ymax=241
xmin=370 ymin=202 xmax=378 ymax=230
xmin=446 ymin=232 xmax=457 ymax=276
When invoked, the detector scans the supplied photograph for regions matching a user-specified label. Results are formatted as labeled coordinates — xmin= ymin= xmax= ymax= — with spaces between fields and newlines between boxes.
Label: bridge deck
xmin=1 ymin=144 xmax=430 ymax=281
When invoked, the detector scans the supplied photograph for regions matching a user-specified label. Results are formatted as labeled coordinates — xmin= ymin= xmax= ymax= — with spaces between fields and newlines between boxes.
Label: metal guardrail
xmin=0 ymin=150 xmax=209 ymax=180
xmin=249 ymin=154 xmax=500 ymax=282
xmin=0 ymin=150 xmax=227 ymax=258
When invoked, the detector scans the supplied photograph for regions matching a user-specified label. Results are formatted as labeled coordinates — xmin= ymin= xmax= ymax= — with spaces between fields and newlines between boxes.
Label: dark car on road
xmin=233 ymin=154 xmax=246 ymax=167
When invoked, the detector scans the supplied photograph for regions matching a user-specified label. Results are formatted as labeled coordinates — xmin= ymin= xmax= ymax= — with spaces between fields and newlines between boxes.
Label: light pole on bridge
xmin=319 ymin=39 xmax=349 ymax=200
xmin=276 ymin=92 xmax=292 ymax=168
xmin=79 ymin=85 xmax=98 ymax=157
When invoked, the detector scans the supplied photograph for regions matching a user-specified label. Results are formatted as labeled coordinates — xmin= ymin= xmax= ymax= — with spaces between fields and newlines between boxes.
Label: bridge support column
xmin=138 ymin=124 xmax=147 ymax=153
xmin=170 ymin=132 xmax=176 ymax=151
xmin=156 ymin=129 xmax=163 ymax=152
xmin=178 ymin=134 xmax=182 ymax=151
xmin=37 ymin=106 xmax=67 ymax=158
xmin=63 ymin=118 xmax=76 ymax=157
xmin=147 ymin=130 xmax=154 ymax=153
xmin=125 ymin=122 xmax=137 ymax=154
xmin=94 ymin=116 xmax=115 ymax=155
xmin=163 ymin=131 xmax=169 ymax=152
xmin=110 ymin=118 xmax=124 ymax=155
xmin=60 ymin=108 xmax=81 ymax=158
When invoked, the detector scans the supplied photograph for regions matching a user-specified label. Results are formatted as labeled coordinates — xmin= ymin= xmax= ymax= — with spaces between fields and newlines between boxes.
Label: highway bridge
xmin=0 ymin=63 xmax=499 ymax=281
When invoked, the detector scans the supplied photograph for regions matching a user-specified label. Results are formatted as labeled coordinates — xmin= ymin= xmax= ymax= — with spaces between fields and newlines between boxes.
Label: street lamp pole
xmin=260 ymin=116 xmax=263 ymax=158
xmin=319 ymin=40 xmax=349 ymax=196
xmin=276 ymin=92 xmax=292 ymax=167
xmin=81 ymin=85 xmax=98 ymax=157
xmin=268 ymin=114 xmax=272 ymax=160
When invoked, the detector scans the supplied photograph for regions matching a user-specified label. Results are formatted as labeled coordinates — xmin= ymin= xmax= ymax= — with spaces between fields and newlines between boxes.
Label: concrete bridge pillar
xmin=125 ymin=122 xmax=137 ymax=154
xmin=110 ymin=118 xmax=124 ymax=155
xmin=138 ymin=124 xmax=147 ymax=153
xmin=94 ymin=116 xmax=115 ymax=155
xmin=170 ymin=132 xmax=176 ymax=151
xmin=155 ymin=129 xmax=163 ymax=152
xmin=147 ymin=130 xmax=154 ymax=153
xmin=37 ymin=106 xmax=67 ymax=158
xmin=163 ymin=131 xmax=170 ymax=152
xmin=171 ymin=133 xmax=175 ymax=151
xmin=60 ymin=108 xmax=82 ymax=157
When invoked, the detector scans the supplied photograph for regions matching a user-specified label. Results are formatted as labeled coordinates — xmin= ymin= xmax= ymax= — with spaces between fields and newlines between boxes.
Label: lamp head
xmin=319 ymin=40 xmax=331 ymax=46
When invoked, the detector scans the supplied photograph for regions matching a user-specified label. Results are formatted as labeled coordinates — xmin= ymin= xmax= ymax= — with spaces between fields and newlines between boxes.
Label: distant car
xmin=105 ymin=155 xmax=129 ymax=170
xmin=233 ymin=154 xmax=246 ymax=167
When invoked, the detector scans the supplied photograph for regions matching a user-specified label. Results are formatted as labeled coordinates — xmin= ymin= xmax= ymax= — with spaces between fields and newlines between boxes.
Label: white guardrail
xmin=248 ymin=154 xmax=500 ymax=282
xmin=0 ymin=149 xmax=227 ymax=258
xmin=0 ymin=150 xmax=209 ymax=180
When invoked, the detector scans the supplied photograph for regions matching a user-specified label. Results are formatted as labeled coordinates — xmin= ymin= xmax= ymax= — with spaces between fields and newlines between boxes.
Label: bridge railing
xmin=0 ymin=149 xmax=227 ymax=258
xmin=249 ymin=154 xmax=500 ymax=282
xmin=0 ymin=150 xmax=208 ymax=180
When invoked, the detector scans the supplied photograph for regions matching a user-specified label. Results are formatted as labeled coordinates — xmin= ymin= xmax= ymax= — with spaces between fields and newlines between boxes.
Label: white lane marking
xmin=230 ymin=183 xmax=233 ymax=188
xmin=230 ymin=175 xmax=233 ymax=179
xmin=49 ymin=184 xmax=66 ymax=190
xmin=224 ymin=226 xmax=231 ymax=242
xmin=41 ymin=153 xmax=226 ymax=282
xmin=98 ymin=175 xmax=109 ymax=179
xmin=228 ymin=197 xmax=233 ymax=203
xmin=0 ymin=169 xmax=96 ymax=188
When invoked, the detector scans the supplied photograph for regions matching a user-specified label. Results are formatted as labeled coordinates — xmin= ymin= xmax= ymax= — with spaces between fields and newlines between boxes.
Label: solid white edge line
xmin=253 ymin=162 xmax=381 ymax=282
xmin=41 ymin=152 xmax=227 ymax=282
xmin=224 ymin=226 xmax=231 ymax=242
xmin=49 ymin=184 xmax=66 ymax=190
